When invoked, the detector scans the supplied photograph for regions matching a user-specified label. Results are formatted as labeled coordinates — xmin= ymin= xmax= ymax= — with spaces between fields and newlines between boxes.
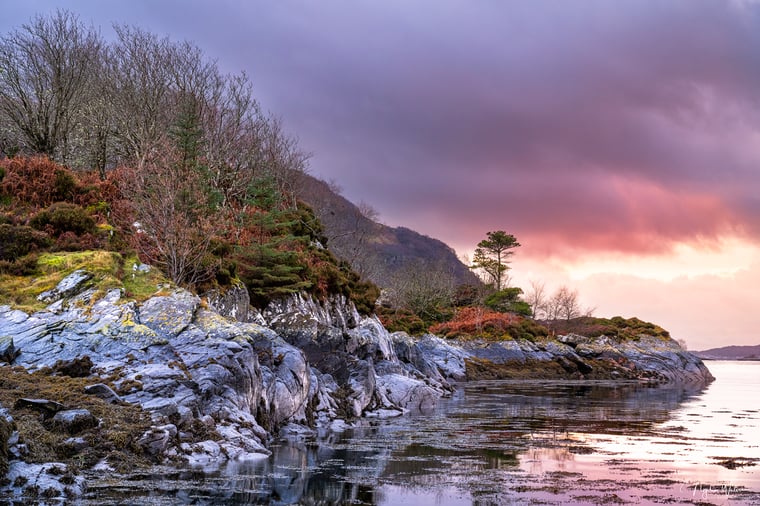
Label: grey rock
xmin=132 ymin=263 xmax=151 ymax=273
xmin=62 ymin=437 xmax=88 ymax=452
xmin=204 ymin=282 xmax=250 ymax=322
xmin=138 ymin=425 xmax=175 ymax=456
xmin=52 ymin=409 xmax=98 ymax=434
xmin=37 ymin=269 xmax=93 ymax=303
xmin=464 ymin=339 xmax=529 ymax=363
xmin=139 ymin=290 xmax=199 ymax=338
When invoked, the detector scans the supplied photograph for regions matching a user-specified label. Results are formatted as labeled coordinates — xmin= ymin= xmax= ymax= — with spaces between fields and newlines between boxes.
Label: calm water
xmin=88 ymin=361 xmax=760 ymax=505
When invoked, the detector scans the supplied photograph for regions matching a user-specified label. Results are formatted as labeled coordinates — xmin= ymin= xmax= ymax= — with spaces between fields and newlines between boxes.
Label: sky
xmin=3 ymin=1 xmax=760 ymax=349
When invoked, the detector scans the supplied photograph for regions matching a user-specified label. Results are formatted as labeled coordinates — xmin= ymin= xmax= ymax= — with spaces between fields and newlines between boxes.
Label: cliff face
xmin=0 ymin=270 xmax=713 ymax=500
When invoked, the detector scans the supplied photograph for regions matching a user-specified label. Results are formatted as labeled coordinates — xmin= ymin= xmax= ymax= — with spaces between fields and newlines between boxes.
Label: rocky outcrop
xmin=258 ymin=293 xmax=452 ymax=419
xmin=402 ymin=332 xmax=713 ymax=384
xmin=0 ymin=281 xmax=454 ymax=483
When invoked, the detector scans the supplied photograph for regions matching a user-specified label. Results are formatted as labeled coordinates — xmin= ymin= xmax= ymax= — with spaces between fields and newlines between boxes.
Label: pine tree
xmin=471 ymin=231 xmax=520 ymax=290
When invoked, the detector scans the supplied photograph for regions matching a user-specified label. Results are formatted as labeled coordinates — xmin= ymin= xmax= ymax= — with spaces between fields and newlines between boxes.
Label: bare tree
xmin=545 ymin=286 xmax=594 ymax=321
xmin=121 ymin=144 xmax=219 ymax=286
xmin=103 ymin=25 xmax=175 ymax=169
xmin=387 ymin=258 xmax=456 ymax=320
xmin=525 ymin=279 xmax=547 ymax=319
xmin=0 ymin=10 xmax=102 ymax=162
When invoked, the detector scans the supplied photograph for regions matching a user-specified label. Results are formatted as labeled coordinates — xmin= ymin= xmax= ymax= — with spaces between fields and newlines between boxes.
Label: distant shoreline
xmin=698 ymin=357 xmax=760 ymax=361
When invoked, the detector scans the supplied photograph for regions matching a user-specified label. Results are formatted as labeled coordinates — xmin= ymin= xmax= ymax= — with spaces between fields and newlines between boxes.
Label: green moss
xmin=0 ymin=250 xmax=170 ymax=312
xmin=121 ymin=254 xmax=169 ymax=301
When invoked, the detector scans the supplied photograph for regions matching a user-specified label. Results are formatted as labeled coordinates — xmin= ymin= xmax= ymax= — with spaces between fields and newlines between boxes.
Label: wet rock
xmin=37 ymin=269 xmax=93 ymax=303
xmin=347 ymin=359 xmax=377 ymax=417
xmin=184 ymin=440 xmax=223 ymax=467
xmin=2 ymin=461 xmax=85 ymax=502
xmin=375 ymin=373 xmax=439 ymax=412
xmin=52 ymin=409 xmax=98 ymax=434
xmin=14 ymin=398 xmax=65 ymax=417
xmin=83 ymin=383 xmax=122 ymax=404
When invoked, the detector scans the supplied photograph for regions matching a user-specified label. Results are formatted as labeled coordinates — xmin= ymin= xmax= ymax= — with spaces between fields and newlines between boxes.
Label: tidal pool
xmin=87 ymin=360 xmax=760 ymax=505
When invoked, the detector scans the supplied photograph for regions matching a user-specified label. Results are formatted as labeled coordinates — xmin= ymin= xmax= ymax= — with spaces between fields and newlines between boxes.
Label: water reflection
xmin=86 ymin=363 xmax=760 ymax=505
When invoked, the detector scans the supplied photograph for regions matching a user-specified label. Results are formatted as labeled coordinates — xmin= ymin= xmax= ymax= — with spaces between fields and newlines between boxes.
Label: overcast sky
xmin=3 ymin=1 xmax=760 ymax=349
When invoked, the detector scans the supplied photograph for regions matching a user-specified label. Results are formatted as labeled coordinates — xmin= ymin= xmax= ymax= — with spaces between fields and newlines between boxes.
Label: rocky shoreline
xmin=0 ymin=270 xmax=713 ymax=502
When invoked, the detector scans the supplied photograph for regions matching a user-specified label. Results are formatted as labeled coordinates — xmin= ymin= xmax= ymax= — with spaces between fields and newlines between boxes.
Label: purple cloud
xmin=3 ymin=0 xmax=760 ymax=257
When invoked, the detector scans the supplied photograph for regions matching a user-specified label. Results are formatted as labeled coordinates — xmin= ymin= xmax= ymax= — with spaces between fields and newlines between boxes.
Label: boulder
xmin=52 ymin=409 xmax=98 ymax=434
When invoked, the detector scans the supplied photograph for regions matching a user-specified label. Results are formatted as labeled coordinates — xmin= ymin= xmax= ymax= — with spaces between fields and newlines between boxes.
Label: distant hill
xmin=295 ymin=173 xmax=480 ymax=289
xmin=694 ymin=344 xmax=760 ymax=360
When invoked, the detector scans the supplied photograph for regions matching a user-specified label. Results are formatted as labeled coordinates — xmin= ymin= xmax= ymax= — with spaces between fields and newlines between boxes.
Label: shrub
xmin=0 ymin=224 xmax=50 ymax=261
xmin=0 ymin=253 xmax=39 ymax=276
xmin=430 ymin=306 xmax=549 ymax=341
xmin=377 ymin=307 xmax=427 ymax=335
xmin=0 ymin=156 xmax=79 ymax=208
xmin=51 ymin=231 xmax=102 ymax=252
xmin=31 ymin=203 xmax=95 ymax=236
xmin=453 ymin=284 xmax=482 ymax=307
xmin=483 ymin=287 xmax=532 ymax=315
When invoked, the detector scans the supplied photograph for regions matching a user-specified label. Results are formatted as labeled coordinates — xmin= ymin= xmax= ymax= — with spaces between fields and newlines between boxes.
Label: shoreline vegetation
xmin=0 ymin=10 xmax=714 ymax=502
